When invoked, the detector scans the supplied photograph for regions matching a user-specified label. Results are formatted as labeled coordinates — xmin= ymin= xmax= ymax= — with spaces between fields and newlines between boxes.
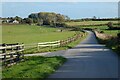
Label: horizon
xmin=2 ymin=2 xmax=118 ymax=19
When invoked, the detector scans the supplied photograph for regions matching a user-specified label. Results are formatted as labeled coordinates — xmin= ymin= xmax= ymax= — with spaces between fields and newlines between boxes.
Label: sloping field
xmin=2 ymin=24 xmax=76 ymax=44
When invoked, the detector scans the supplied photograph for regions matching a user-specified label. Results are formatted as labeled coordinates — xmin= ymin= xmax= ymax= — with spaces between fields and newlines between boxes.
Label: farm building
xmin=12 ymin=20 xmax=19 ymax=24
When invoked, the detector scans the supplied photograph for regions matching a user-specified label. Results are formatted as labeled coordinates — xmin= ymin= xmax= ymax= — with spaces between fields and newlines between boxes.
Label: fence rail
xmin=1 ymin=32 xmax=85 ymax=66
xmin=0 ymin=43 xmax=24 ymax=66
xmin=23 ymin=32 xmax=85 ymax=52
xmin=37 ymin=32 xmax=85 ymax=51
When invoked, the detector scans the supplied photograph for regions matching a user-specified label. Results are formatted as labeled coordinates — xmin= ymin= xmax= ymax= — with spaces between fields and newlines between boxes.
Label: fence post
xmin=60 ymin=40 xmax=62 ymax=47
xmin=2 ymin=43 xmax=7 ymax=66
xmin=21 ymin=43 xmax=24 ymax=61
xmin=2 ymin=43 xmax=6 ymax=53
xmin=65 ymin=39 xmax=68 ymax=45
xmin=37 ymin=43 xmax=39 ymax=51
xmin=60 ymin=40 xmax=63 ymax=47
xmin=16 ymin=43 xmax=20 ymax=63
xmin=10 ymin=45 xmax=14 ymax=66
xmin=57 ymin=41 xmax=60 ymax=47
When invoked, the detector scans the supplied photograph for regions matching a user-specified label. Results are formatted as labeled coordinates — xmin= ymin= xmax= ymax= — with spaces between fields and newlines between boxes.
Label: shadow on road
xmin=48 ymin=31 xmax=118 ymax=79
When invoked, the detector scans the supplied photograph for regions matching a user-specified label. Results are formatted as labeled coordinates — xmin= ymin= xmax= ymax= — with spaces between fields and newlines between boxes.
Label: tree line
xmin=1 ymin=12 xmax=70 ymax=27
xmin=69 ymin=17 xmax=120 ymax=22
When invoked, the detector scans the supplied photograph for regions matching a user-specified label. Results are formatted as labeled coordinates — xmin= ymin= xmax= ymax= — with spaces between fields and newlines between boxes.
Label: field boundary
xmin=23 ymin=32 xmax=86 ymax=53
xmin=0 ymin=43 xmax=24 ymax=67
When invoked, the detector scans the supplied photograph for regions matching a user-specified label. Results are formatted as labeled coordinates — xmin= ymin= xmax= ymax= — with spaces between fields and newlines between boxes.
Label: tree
xmin=117 ymin=33 xmax=120 ymax=39
xmin=23 ymin=18 xmax=33 ymax=25
xmin=28 ymin=13 xmax=38 ymax=23
xmin=65 ymin=15 xmax=70 ymax=21
xmin=28 ymin=12 xmax=67 ymax=27
xmin=14 ymin=16 xmax=22 ymax=23
xmin=107 ymin=22 xmax=113 ymax=29
xmin=93 ymin=16 xmax=97 ymax=19
xmin=56 ymin=14 xmax=65 ymax=23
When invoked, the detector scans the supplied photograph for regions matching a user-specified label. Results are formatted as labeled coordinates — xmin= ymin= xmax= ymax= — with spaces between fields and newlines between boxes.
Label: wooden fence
xmin=0 ymin=43 xmax=24 ymax=66
xmin=0 ymin=32 xmax=85 ymax=66
xmin=38 ymin=40 xmax=60 ymax=51
xmin=37 ymin=33 xmax=85 ymax=51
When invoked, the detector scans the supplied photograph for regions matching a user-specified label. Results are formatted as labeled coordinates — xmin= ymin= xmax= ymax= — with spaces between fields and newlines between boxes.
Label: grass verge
xmin=2 ymin=56 xmax=66 ymax=79
xmin=95 ymin=33 xmax=120 ymax=56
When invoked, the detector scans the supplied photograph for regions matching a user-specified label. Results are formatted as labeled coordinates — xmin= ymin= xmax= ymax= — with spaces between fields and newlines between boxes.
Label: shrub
xmin=100 ymin=31 xmax=104 ymax=33
xmin=107 ymin=22 xmax=113 ymax=29
xmin=117 ymin=33 xmax=120 ymax=39
xmin=56 ymin=22 xmax=66 ymax=27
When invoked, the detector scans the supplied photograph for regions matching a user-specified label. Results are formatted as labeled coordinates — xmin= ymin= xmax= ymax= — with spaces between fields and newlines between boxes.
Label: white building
xmin=12 ymin=20 xmax=19 ymax=24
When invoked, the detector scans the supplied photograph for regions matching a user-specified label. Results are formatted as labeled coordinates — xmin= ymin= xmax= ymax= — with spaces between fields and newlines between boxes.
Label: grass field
xmin=103 ymin=30 xmax=120 ymax=36
xmin=80 ymin=25 xmax=108 ymax=30
xmin=24 ymin=32 xmax=87 ymax=54
xmin=2 ymin=56 xmax=66 ymax=79
xmin=2 ymin=24 xmax=87 ymax=54
xmin=66 ymin=21 xmax=118 ymax=26
xmin=2 ymin=24 xmax=76 ymax=44
xmin=66 ymin=20 xmax=120 ymax=55
xmin=77 ymin=25 xmax=119 ymax=36
xmin=66 ymin=20 xmax=120 ymax=37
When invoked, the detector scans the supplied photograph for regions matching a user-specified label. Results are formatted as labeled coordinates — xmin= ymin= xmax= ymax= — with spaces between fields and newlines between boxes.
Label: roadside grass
xmin=66 ymin=32 xmax=87 ymax=48
xmin=67 ymin=20 xmax=120 ymax=55
xmin=2 ymin=24 xmax=76 ymax=44
xmin=97 ymin=37 xmax=120 ymax=55
xmin=2 ymin=56 xmax=66 ymax=79
xmin=92 ymin=25 xmax=120 ymax=55
xmin=66 ymin=20 xmax=120 ymax=55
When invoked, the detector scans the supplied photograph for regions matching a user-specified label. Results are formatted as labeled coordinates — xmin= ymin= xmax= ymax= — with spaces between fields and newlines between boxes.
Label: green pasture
xmin=2 ymin=24 xmax=76 ymax=44
xmin=66 ymin=21 xmax=118 ymax=26
xmin=103 ymin=30 xmax=120 ymax=36
xmin=2 ymin=24 xmax=87 ymax=54
xmin=78 ymin=25 xmax=119 ymax=36
xmin=24 ymin=32 xmax=87 ymax=54
xmin=80 ymin=26 xmax=108 ymax=30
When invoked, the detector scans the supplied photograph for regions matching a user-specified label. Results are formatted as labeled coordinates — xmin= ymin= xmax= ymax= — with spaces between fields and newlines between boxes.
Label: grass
xmin=102 ymin=30 xmax=120 ymax=36
xmin=66 ymin=32 xmax=87 ymax=48
xmin=97 ymin=37 xmax=120 ymax=55
xmin=66 ymin=20 xmax=120 ymax=55
xmin=2 ymin=24 xmax=76 ymax=44
xmin=88 ymin=25 xmax=120 ymax=55
xmin=80 ymin=25 xmax=108 ymax=30
xmin=77 ymin=25 xmax=119 ymax=36
xmin=2 ymin=56 xmax=66 ymax=79
xmin=66 ymin=21 xmax=118 ymax=26
xmin=66 ymin=21 xmax=119 ymax=37
xmin=24 ymin=32 xmax=87 ymax=54
xmin=2 ymin=24 xmax=87 ymax=54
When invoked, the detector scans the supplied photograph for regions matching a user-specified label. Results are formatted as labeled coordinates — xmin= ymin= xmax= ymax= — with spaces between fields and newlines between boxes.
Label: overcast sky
xmin=2 ymin=2 xmax=118 ymax=19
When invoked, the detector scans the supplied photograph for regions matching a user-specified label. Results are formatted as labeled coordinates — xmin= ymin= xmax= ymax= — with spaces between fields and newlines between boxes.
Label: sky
xmin=1 ymin=0 xmax=120 ymax=2
xmin=2 ymin=2 xmax=118 ymax=19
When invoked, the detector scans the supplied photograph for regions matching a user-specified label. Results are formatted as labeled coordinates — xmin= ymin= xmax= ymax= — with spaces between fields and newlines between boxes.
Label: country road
xmin=47 ymin=31 xmax=119 ymax=79
xmin=25 ymin=31 xmax=119 ymax=79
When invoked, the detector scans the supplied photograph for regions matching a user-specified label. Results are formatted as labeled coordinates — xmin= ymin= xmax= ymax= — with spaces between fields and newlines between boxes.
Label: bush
xmin=56 ymin=22 xmax=66 ymax=27
xmin=107 ymin=22 xmax=113 ymax=29
xmin=117 ymin=33 xmax=120 ymax=39
xmin=100 ymin=31 xmax=104 ymax=33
